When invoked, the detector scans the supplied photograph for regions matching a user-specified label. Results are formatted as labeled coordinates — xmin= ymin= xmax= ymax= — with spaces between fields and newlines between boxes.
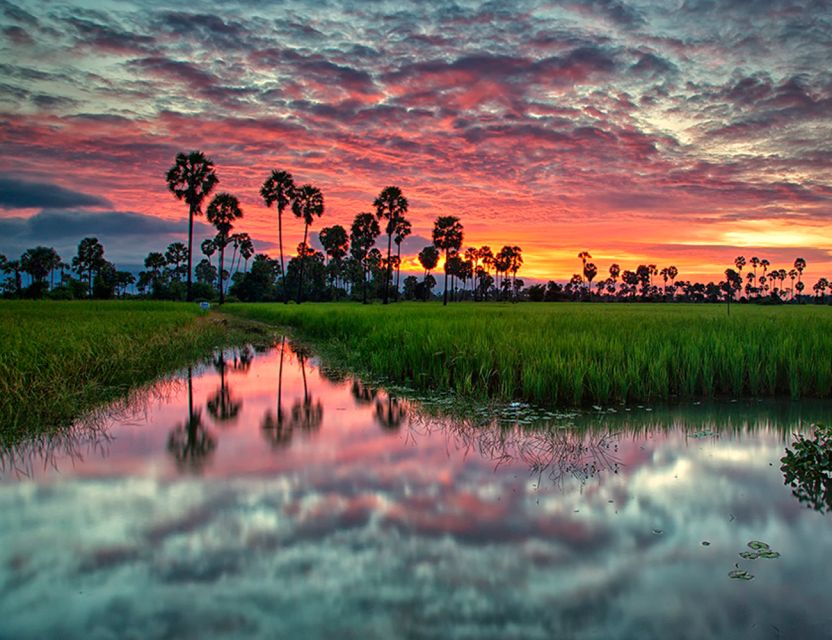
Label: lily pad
xmin=748 ymin=540 xmax=770 ymax=550
xmin=757 ymin=550 xmax=781 ymax=559
xmin=738 ymin=551 xmax=759 ymax=560
xmin=728 ymin=569 xmax=754 ymax=581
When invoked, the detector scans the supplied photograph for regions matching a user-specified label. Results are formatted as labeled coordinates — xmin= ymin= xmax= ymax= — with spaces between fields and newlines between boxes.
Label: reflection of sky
xmin=1 ymin=346 xmax=832 ymax=638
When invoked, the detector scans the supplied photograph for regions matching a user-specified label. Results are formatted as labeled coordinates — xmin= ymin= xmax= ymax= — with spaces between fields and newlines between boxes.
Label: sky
xmin=0 ymin=0 xmax=830 ymax=281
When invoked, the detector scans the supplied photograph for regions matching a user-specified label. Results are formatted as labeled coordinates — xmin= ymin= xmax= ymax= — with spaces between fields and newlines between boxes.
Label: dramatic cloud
xmin=0 ymin=176 xmax=110 ymax=209
xmin=0 ymin=0 xmax=830 ymax=279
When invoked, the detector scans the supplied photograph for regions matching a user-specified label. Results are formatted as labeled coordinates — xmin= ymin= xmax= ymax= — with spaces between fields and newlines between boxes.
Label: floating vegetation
xmin=738 ymin=541 xmax=781 ymax=561
xmin=780 ymin=423 xmax=832 ymax=513
xmin=728 ymin=568 xmax=754 ymax=581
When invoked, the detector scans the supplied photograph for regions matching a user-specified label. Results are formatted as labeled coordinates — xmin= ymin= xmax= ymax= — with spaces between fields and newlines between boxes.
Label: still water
xmin=1 ymin=341 xmax=831 ymax=639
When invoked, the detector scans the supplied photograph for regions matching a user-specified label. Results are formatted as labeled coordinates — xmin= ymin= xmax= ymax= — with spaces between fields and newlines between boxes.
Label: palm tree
xmin=433 ymin=216 xmax=464 ymax=306
xmin=20 ymin=246 xmax=59 ymax=295
xmin=319 ymin=224 xmax=349 ymax=298
xmin=794 ymin=257 xmax=806 ymax=301
xmin=418 ymin=246 xmax=439 ymax=277
xmin=260 ymin=169 xmax=296 ymax=303
xmin=392 ymin=217 xmax=412 ymax=300
xmin=239 ymin=234 xmax=255 ymax=273
xmin=292 ymin=184 xmax=324 ymax=304
xmin=608 ymin=263 xmax=620 ymax=294
xmin=206 ymin=193 xmax=243 ymax=304
xmin=72 ymin=237 xmax=105 ymax=297
xmin=166 ymin=151 xmax=219 ymax=301
xmin=373 ymin=186 xmax=408 ymax=304
xmin=578 ymin=251 xmax=591 ymax=286
xmin=788 ymin=268 xmax=798 ymax=300
xmin=201 ymin=238 xmax=216 ymax=266
xmin=350 ymin=212 xmax=380 ymax=304
xmin=584 ymin=262 xmax=598 ymax=297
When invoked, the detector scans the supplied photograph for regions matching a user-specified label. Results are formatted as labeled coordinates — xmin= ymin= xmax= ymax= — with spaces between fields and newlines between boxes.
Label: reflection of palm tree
xmin=207 ymin=353 xmax=242 ymax=425
xmin=288 ymin=346 xmax=324 ymax=434
xmin=167 ymin=367 xmax=216 ymax=472
xmin=261 ymin=338 xmax=291 ymax=449
xmin=374 ymin=395 xmax=408 ymax=432
xmin=351 ymin=379 xmax=378 ymax=405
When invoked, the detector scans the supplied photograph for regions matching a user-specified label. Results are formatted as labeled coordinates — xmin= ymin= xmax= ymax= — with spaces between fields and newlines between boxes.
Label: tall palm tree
xmin=206 ymin=193 xmax=243 ymax=304
xmin=433 ymin=216 xmax=464 ymax=306
xmin=292 ymin=184 xmax=324 ymax=304
xmin=578 ymin=251 xmax=592 ymax=285
xmin=201 ymin=238 xmax=216 ymax=266
xmin=373 ymin=186 xmax=408 ymax=304
xmin=166 ymin=151 xmax=219 ymax=301
xmin=260 ymin=169 xmax=296 ymax=303
xmin=794 ymin=257 xmax=806 ymax=301
xmin=584 ymin=262 xmax=598 ymax=297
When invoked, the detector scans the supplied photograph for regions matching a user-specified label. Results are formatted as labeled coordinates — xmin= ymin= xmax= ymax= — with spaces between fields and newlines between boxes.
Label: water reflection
xmin=2 ymin=343 xmax=832 ymax=639
xmin=166 ymin=367 xmax=216 ymax=473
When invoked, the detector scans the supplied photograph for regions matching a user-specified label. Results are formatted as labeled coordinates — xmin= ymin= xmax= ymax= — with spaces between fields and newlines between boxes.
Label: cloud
xmin=0 ymin=176 xmax=111 ymax=209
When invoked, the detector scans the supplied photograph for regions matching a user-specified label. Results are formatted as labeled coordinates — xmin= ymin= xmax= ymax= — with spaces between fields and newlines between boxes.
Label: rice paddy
xmin=0 ymin=301 xmax=265 ymax=442
xmin=226 ymin=302 xmax=832 ymax=405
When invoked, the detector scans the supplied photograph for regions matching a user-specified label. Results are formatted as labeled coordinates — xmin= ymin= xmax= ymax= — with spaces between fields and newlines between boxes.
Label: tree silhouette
xmin=72 ymin=237 xmax=105 ymax=297
xmin=201 ymin=238 xmax=216 ymax=266
xmin=20 ymin=246 xmax=59 ymax=296
xmin=418 ymin=245 xmax=439 ymax=277
xmin=373 ymin=186 xmax=409 ymax=305
xmin=374 ymin=395 xmax=408 ymax=431
xmin=393 ymin=217 xmax=412 ymax=300
xmin=291 ymin=184 xmax=324 ymax=304
xmin=583 ymin=262 xmax=598 ymax=297
xmin=794 ymin=257 xmax=806 ymax=301
xmin=260 ymin=169 xmax=296 ymax=303
xmin=319 ymin=224 xmax=349 ymax=298
xmin=166 ymin=151 xmax=219 ymax=301
xmin=206 ymin=193 xmax=243 ymax=304
xmin=433 ymin=216 xmax=464 ymax=306
xmin=350 ymin=212 xmax=380 ymax=304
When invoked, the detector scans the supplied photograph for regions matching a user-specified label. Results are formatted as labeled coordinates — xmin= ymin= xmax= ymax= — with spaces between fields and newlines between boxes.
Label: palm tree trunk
xmin=278 ymin=206 xmax=287 ymax=304
xmin=362 ymin=265 xmax=368 ymax=304
xmin=187 ymin=204 xmax=195 ymax=302
xmin=384 ymin=232 xmax=393 ymax=304
xmin=395 ymin=243 xmax=402 ymax=302
xmin=218 ymin=242 xmax=225 ymax=304
xmin=297 ymin=224 xmax=308 ymax=304
xmin=443 ymin=249 xmax=449 ymax=306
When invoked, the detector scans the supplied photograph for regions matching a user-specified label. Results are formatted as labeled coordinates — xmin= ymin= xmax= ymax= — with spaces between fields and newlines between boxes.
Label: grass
xmin=0 ymin=301 xmax=270 ymax=444
xmin=226 ymin=302 xmax=832 ymax=406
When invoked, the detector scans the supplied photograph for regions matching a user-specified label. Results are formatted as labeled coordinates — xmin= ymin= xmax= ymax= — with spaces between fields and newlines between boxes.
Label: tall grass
xmin=227 ymin=302 xmax=832 ymax=405
xmin=0 ymin=301 xmax=247 ymax=441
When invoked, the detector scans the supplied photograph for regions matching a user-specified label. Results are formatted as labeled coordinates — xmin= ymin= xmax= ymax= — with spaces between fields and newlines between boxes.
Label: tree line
xmin=0 ymin=150 xmax=827 ymax=304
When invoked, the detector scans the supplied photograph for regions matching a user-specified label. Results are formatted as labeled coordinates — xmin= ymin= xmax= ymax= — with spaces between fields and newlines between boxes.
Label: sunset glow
xmin=1 ymin=1 xmax=830 ymax=281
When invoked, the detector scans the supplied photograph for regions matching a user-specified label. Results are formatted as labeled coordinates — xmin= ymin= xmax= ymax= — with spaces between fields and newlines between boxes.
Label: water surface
xmin=2 ymin=342 xmax=831 ymax=639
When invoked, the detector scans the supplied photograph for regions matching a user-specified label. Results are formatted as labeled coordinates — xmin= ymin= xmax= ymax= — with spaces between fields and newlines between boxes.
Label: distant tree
xmin=164 ymin=242 xmax=188 ymax=283
xmin=291 ymin=184 xmax=324 ymax=304
xmin=794 ymin=257 xmax=806 ymax=300
xmin=206 ymin=193 xmax=243 ymax=304
xmin=350 ymin=212 xmax=380 ymax=304
xmin=402 ymin=275 xmax=419 ymax=300
xmin=319 ymin=224 xmax=349 ymax=297
xmin=373 ymin=186 xmax=408 ymax=304
xmin=115 ymin=271 xmax=135 ymax=297
xmin=583 ymin=262 xmax=598 ymax=297
xmin=166 ymin=151 xmax=219 ymax=301
xmin=238 ymin=234 xmax=255 ymax=273
xmin=195 ymin=258 xmax=218 ymax=286
xmin=201 ymin=238 xmax=216 ymax=265
xmin=72 ymin=237 xmax=105 ymax=297
xmin=392 ymin=217 xmax=412 ymax=299
xmin=433 ymin=216 xmax=464 ymax=306
xmin=260 ymin=169 xmax=296 ymax=302
xmin=418 ymin=245 xmax=439 ymax=277
xmin=20 ymin=246 xmax=59 ymax=297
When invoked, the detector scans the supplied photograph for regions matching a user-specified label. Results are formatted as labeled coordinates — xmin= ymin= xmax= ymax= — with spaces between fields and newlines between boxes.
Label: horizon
xmin=1 ymin=1 xmax=830 ymax=282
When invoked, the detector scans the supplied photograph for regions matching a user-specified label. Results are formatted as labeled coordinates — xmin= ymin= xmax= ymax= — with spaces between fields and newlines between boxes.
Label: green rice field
xmin=227 ymin=302 xmax=832 ymax=405
xmin=0 ymin=301 xmax=257 ymax=441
